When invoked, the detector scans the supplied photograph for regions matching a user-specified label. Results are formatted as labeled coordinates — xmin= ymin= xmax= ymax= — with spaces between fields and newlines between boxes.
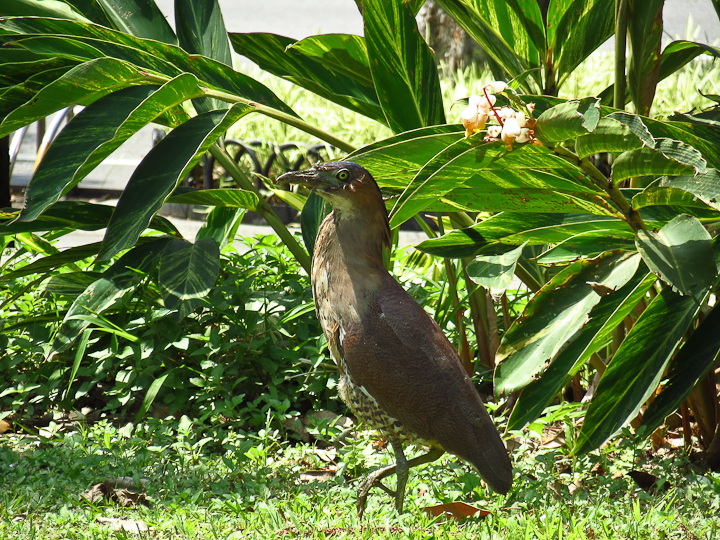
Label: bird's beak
xmin=276 ymin=168 xmax=326 ymax=188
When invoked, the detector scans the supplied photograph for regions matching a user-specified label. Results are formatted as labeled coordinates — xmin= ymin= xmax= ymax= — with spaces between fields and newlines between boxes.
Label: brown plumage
xmin=278 ymin=161 xmax=512 ymax=516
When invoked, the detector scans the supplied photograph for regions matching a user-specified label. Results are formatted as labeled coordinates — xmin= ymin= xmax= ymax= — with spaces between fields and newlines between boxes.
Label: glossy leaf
xmin=641 ymin=302 xmax=720 ymax=434
xmin=1 ymin=242 xmax=102 ymax=281
xmin=98 ymin=104 xmax=253 ymax=261
xmin=575 ymin=288 xmax=706 ymax=455
xmin=466 ymin=242 xmax=526 ymax=294
xmin=20 ymin=76 xmax=200 ymax=222
xmin=495 ymin=251 xmax=641 ymax=394
xmin=656 ymin=169 xmax=720 ymax=211
xmin=362 ymin=0 xmax=445 ymax=132
xmin=548 ymin=0 xmax=615 ymax=88
xmin=417 ymin=213 xmax=633 ymax=258
xmin=290 ymin=34 xmax=373 ymax=88
xmin=534 ymin=97 xmax=600 ymax=145
xmin=349 ymin=124 xmax=463 ymax=181
xmin=135 ymin=370 xmax=171 ymax=423
xmin=175 ymin=0 xmax=231 ymax=112
xmin=605 ymin=111 xmax=655 ymax=148
xmin=229 ymin=32 xmax=382 ymax=122
xmin=433 ymin=0 xmax=542 ymax=91
xmin=575 ymin=117 xmax=645 ymax=160
xmin=611 ymin=138 xmax=706 ymax=183
xmin=158 ymin=238 xmax=220 ymax=320
xmin=166 ymin=188 xmax=258 ymax=209
xmin=0 ymin=0 xmax=91 ymax=21
xmin=635 ymin=214 xmax=717 ymax=297
xmin=95 ymin=0 xmax=176 ymax=44
xmin=508 ymin=269 xmax=657 ymax=430
xmin=195 ymin=207 xmax=245 ymax=249
xmin=626 ymin=0 xmax=663 ymax=115
xmin=535 ymin=230 xmax=636 ymax=265
xmin=0 ymin=17 xmax=296 ymax=118
xmin=631 ymin=186 xmax=716 ymax=212
xmin=0 ymin=56 xmax=151 ymax=138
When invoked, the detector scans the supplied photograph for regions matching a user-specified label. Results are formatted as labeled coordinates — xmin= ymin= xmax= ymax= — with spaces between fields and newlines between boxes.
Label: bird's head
xmin=277 ymin=161 xmax=391 ymax=249
xmin=277 ymin=161 xmax=385 ymax=216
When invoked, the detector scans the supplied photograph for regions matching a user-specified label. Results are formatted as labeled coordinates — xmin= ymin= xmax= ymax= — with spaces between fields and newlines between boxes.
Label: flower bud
xmin=485 ymin=81 xmax=508 ymax=94
xmin=461 ymin=104 xmax=478 ymax=123
xmin=515 ymin=111 xmax=527 ymax=128
xmin=515 ymin=127 xmax=532 ymax=143
xmin=499 ymin=107 xmax=514 ymax=120
xmin=478 ymin=95 xmax=496 ymax=113
xmin=503 ymin=117 xmax=522 ymax=138
xmin=487 ymin=125 xmax=502 ymax=138
xmin=469 ymin=95 xmax=482 ymax=107
xmin=477 ymin=112 xmax=489 ymax=130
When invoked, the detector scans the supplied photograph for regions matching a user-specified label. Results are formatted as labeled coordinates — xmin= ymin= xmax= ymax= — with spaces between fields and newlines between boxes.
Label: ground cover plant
xmin=1 ymin=0 xmax=720 ymax=536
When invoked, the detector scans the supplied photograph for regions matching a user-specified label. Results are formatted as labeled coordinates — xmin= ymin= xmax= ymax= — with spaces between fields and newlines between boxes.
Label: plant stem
xmin=552 ymin=144 xmax=647 ymax=232
xmin=614 ymin=0 xmax=629 ymax=111
xmin=209 ymin=144 xmax=312 ymax=274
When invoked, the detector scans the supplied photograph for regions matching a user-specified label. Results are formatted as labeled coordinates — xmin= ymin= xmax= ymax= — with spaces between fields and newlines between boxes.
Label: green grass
xmin=2 ymin=417 xmax=719 ymax=539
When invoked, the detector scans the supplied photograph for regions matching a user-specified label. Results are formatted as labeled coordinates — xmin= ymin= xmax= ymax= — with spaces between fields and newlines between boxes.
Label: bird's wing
xmin=340 ymin=275 xmax=513 ymax=493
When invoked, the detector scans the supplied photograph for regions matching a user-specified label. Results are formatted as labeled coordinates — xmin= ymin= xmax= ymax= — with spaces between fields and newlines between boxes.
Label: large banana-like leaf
xmin=1 ymin=0 xmax=90 ymax=21
xmin=229 ymin=32 xmax=383 ymax=122
xmin=626 ymin=0 xmax=663 ymax=116
xmin=508 ymin=268 xmax=657 ymax=430
xmin=95 ymin=0 xmax=176 ymax=44
xmin=575 ymin=287 xmax=707 ymax=455
xmin=635 ymin=215 xmax=717 ymax=297
xmin=20 ymin=75 xmax=200 ymax=222
xmin=641 ymin=302 xmax=720 ymax=434
xmin=495 ymin=251 xmax=641 ymax=394
xmin=98 ymin=104 xmax=253 ymax=261
xmin=362 ymin=0 xmax=445 ymax=133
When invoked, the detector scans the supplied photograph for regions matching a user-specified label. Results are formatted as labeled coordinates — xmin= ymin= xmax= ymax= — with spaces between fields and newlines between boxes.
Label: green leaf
xmin=289 ymin=34 xmax=373 ymax=88
xmin=20 ymin=78 xmax=199 ymax=222
xmin=626 ymin=0 xmax=664 ymax=116
xmin=611 ymin=138 xmax=706 ymax=183
xmin=534 ymin=97 xmax=601 ymax=145
xmin=635 ymin=214 xmax=717 ymax=297
xmin=51 ymin=238 xmax=172 ymax=352
xmin=175 ymin=0 xmax=231 ymax=112
xmin=641 ymin=302 xmax=720 ymax=434
xmin=605 ymin=111 xmax=655 ymax=148
xmin=466 ymin=242 xmax=526 ymax=294
xmin=495 ymin=251 xmax=641 ymax=394
xmin=575 ymin=288 xmax=706 ymax=455
xmin=349 ymin=124 xmax=465 ymax=188
xmin=548 ymin=0 xmax=615 ymax=88
xmin=0 ymin=56 xmax=151 ymax=138
xmin=656 ymin=169 xmax=720 ymax=212
xmin=535 ymin=230 xmax=637 ymax=265
xmin=300 ymin=192 xmax=330 ymax=257
xmin=135 ymin=371 xmax=171 ymax=423
xmin=229 ymin=32 xmax=382 ymax=122
xmin=1 ymin=241 xmax=102 ymax=281
xmin=575 ymin=117 xmax=645 ymax=160
xmin=417 ymin=213 xmax=633 ymax=258
xmin=98 ymin=104 xmax=253 ymax=261
xmin=631 ymin=186 xmax=717 ymax=212
xmin=158 ymin=238 xmax=220 ymax=320
xmin=0 ymin=17 xmax=297 ymax=118
xmin=195 ymin=207 xmax=245 ymax=249
xmin=64 ymin=329 xmax=91 ymax=401
xmin=96 ymin=0 xmax=177 ymax=44
xmin=39 ymin=271 xmax=100 ymax=296
xmin=433 ymin=0 xmax=542 ymax=91
xmin=166 ymin=188 xmax=258 ymax=209
xmin=508 ymin=268 xmax=657 ymax=430
xmin=362 ymin=0 xmax=445 ymax=132
xmin=0 ymin=0 xmax=90 ymax=21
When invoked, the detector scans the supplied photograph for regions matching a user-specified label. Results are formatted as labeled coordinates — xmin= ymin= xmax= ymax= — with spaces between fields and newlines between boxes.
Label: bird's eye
xmin=336 ymin=169 xmax=350 ymax=181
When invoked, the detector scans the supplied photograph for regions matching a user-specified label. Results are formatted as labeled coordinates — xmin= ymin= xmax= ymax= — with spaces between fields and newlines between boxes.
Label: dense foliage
xmin=0 ymin=0 xmax=719 ymax=466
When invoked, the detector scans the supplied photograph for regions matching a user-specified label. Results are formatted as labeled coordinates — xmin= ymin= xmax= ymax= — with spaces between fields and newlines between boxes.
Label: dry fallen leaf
xmin=299 ymin=470 xmax=335 ymax=483
xmin=79 ymin=480 xmax=148 ymax=507
xmin=0 ymin=419 xmax=11 ymax=434
xmin=424 ymin=501 xmax=490 ymax=521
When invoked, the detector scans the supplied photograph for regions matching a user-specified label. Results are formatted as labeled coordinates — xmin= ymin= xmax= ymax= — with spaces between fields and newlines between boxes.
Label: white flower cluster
xmin=460 ymin=81 xmax=535 ymax=150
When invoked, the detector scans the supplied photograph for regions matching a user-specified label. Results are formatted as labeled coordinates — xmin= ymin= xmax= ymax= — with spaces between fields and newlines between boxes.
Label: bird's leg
xmin=392 ymin=442 xmax=409 ymax=514
xmin=356 ymin=446 xmax=445 ymax=517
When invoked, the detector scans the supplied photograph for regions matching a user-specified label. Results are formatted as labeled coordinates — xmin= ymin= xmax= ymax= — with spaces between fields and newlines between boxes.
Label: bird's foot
xmin=356 ymin=464 xmax=396 ymax=518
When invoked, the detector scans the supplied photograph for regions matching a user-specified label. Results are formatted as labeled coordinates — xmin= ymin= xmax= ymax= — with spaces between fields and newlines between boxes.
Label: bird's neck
xmin=312 ymin=208 xmax=391 ymax=324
